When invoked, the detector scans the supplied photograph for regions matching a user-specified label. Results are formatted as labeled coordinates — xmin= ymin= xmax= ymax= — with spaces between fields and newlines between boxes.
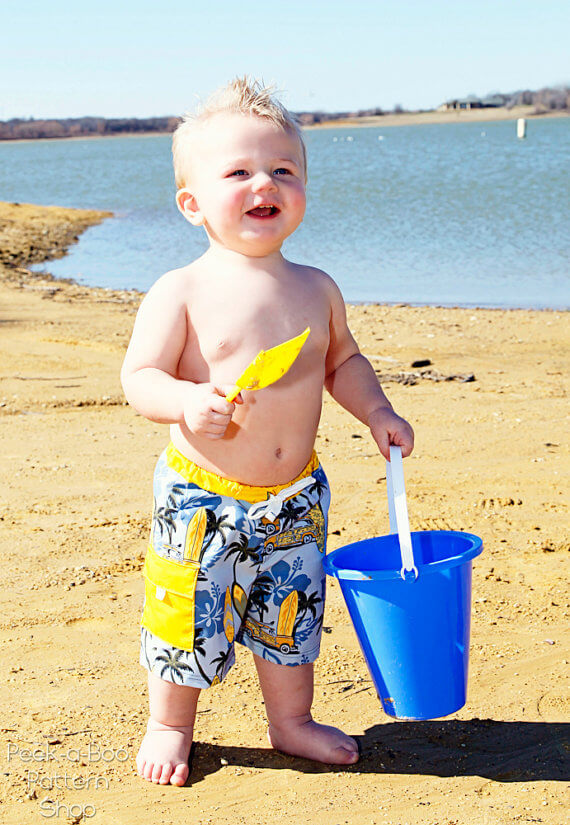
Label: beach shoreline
xmin=305 ymin=105 xmax=569 ymax=130
xmin=2 ymin=201 xmax=567 ymax=313
xmin=0 ymin=203 xmax=567 ymax=825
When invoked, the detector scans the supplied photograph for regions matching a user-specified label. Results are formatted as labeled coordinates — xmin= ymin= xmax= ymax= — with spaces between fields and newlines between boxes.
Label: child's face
xmin=177 ymin=113 xmax=306 ymax=257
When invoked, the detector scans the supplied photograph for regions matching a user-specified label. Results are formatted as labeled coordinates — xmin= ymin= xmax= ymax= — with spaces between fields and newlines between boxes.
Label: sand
xmin=307 ymin=105 xmax=568 ymax=130
xmin=0 ymin=203 xmax=568 ymax=825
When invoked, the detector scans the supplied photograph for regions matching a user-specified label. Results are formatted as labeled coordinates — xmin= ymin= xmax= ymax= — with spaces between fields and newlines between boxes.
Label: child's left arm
xmin=323 ymin=279 xmax=414 ymax=460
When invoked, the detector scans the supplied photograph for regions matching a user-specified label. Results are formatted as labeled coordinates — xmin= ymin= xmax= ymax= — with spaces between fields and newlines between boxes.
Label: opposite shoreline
xmin=1 ymin=106 xmax=567 ymax=145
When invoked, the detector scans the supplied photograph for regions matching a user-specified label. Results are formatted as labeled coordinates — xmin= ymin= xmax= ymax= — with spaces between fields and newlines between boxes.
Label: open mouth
xmin=246 ymin=205 xmax=280 ymax=218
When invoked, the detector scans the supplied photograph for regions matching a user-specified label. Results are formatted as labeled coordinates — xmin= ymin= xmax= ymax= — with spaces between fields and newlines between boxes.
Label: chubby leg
xmin=254 ymin=655 xmax=359 ymax=765
xmin=136 ymin=672 xmax=201 ymax=786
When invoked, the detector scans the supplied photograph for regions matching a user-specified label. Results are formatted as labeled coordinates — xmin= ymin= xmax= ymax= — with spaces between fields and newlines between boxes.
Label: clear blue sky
xmin=1 ymin=0 xmax=567 ymax=119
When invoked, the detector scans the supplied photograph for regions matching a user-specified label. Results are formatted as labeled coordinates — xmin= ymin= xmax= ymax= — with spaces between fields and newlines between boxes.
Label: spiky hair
xmin=172 ymin=76 xmax=307 ymax=188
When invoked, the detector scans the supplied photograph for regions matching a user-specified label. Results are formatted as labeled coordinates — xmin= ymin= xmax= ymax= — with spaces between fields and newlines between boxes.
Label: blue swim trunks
xmin=140 ymin=443 xmax=330 ymax=688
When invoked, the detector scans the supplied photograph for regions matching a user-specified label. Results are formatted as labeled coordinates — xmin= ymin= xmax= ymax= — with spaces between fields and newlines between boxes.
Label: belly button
xmin=275 ymin=448 xmax=282 ymax=459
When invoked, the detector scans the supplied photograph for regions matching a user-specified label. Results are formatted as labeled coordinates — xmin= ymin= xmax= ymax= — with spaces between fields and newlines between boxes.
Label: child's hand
xmin=183 ymin=383 xmax=243 ymax=439
xmin=368 ymin=406 xmax=415 ymax=461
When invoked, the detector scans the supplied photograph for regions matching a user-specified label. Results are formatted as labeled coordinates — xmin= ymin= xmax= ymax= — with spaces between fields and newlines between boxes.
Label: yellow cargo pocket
xmin=141 ymin=543 xmax=199 ymax=652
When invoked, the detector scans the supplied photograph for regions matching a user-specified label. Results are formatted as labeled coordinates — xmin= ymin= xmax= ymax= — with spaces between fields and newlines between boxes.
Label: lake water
xmin=1 ymin=117 xmax=568 ymax=308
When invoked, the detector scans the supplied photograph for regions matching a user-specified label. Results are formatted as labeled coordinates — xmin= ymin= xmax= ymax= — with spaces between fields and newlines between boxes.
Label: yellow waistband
xmin=165 ymin=442 xmax=319 ymax=504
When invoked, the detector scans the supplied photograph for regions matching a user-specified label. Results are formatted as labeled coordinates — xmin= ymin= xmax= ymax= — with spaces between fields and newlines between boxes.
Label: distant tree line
xmin=0 ymin=87 xmax=567 ymax=140
xmin=506 ymin=86 xmax=570 ymax=113
xmin=0 ymin=116 xmax=179 ymax=141
xmin=296 ymin=107 xmax=386 ymax=125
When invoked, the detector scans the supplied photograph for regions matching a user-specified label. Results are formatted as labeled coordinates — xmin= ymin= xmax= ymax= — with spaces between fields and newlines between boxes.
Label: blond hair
xmin=172 ymin=77 xmax=307 ymax=188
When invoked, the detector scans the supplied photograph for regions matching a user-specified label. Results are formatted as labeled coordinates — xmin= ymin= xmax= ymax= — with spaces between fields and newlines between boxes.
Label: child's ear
xmin=176 ymin=188 xmax=204 ymax=226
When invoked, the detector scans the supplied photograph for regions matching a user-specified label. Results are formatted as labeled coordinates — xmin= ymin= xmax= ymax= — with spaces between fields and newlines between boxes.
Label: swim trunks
xmin=140 ymin=442 xmax=330 ymax=688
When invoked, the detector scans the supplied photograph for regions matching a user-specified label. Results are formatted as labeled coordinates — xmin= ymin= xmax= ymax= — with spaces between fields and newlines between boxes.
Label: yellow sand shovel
xmin=225 ymin=327 xmax=310 ymax=403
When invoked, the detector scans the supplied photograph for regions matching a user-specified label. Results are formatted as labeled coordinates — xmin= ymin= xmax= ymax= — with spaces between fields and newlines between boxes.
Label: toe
xmin=142 ymin=761 xmax=154 ymax=781
xmin=335 ymin=745 xmax=359 ymax=765
xmin=346 ymin=736 xmax=361 ymax=762
xmin=170 ymin=763 xmax=189 ymax=786
xmin=345 ymin=746 xmax=360 ymax=764
xmin=151 ymin=762 xmax=164 ymax=783
xmin=158 ymin=762 xmax=173 ymax=785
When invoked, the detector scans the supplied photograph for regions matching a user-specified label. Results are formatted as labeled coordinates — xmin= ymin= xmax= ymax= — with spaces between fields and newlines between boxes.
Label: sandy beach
xmin=306 ymin=105 xmax=568 ymax=130
xmin=0 ymin=203 xmax=567 ymax=825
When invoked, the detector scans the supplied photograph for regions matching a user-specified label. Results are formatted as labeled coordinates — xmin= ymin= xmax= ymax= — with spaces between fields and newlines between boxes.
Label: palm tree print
xmin=224 ymin=532 xmax=261 ymax=580
xmin=152 ymin=482 xmax=193 ymax=544
xmin=280 ymin=497 xmax=308 ymax=530
xmin=191 ymin=627 xmax=215 ymax=686
xmin=203 ymin=509 xmax=235 ymax=552
xmin=246 ymin=572 xmax=274 ymax=621
xmin=140 ymin=628 xmax=156 ymax=670
xmin=155 ymin=648 xmax=194 ymax=683
xmin=307 ymin=474 xmax=327 ymax=500
xmin=293 ymin=589 xmax=322 ymax=636
xmin=211 ymin=647 xmax=233 ymax=682
xmin=152 ymin=495 xmax=177 ymax=544
xmin=292 ymin=474 xmax=327 ymax=511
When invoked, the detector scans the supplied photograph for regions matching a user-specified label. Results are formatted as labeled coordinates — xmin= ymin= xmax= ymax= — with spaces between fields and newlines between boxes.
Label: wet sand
xmin=0 ymin=203 xmax=568 ymax=824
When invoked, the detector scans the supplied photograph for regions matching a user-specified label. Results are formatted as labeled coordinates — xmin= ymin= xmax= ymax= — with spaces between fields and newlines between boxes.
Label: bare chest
xmin=177 ymin=277 xmax=330 ymax=383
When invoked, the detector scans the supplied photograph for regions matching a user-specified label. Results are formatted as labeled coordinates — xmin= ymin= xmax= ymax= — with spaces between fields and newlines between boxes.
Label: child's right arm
xmin=120 ymin=272 xmax=240 ymax=439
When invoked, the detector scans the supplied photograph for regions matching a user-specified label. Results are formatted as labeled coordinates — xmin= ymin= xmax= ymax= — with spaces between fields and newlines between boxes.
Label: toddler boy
xmin=121 ymin=77 xmax=414 ymax=786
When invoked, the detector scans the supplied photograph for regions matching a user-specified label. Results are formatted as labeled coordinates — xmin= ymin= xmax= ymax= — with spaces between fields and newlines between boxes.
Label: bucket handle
xmin=387 ymin=445 xmax=418 ymax=580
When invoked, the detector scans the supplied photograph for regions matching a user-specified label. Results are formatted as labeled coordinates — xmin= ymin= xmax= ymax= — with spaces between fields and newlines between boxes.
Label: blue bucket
xmin=323 ymin=448 xmax=483 ymax=720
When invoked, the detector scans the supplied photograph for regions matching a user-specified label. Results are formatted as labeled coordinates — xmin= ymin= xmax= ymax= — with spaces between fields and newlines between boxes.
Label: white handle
xmin=386 ymin=445 xmax=418 ymax=580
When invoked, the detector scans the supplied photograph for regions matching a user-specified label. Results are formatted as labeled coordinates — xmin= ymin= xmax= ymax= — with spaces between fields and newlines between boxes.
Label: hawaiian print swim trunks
xmin=140 ymin=442 xmax=330 ymax=688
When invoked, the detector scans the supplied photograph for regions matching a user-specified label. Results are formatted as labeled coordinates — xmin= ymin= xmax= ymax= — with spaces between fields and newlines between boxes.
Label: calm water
xmin=1 ymin=118 xmax=568 ymax=308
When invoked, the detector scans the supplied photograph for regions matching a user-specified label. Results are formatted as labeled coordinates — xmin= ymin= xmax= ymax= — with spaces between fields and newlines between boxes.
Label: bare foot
xmin=136 ymin=719 xmax=194 ymax=785
xmin=268 ymin=717 xmax=360 ymax=765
